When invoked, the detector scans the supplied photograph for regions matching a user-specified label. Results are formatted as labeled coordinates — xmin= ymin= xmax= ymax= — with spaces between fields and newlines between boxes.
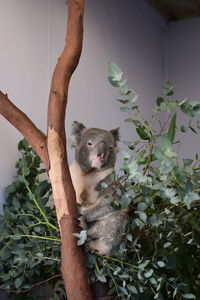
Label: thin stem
xmin=172 ymin=174 xmax=184 ymax=188
xmin=143 ymin=144 xmax=154 ymax=175
xmin=21 ymin=234 xmax=61 ymax=242
xmin=32 ymin=255 xmax=60 ymax=262
xmin=5 ymin=234 xmax=61 ymax=242
xmin=27 ymin=221 xmax=49 ymax=228
xmin=0 ymin=274 xmax=62 ymax=294
xmin=25 ymin=184 xmax=58 ymax=231
xmin=159 ymin=112 xmax=173 ymax=134
xmin=136 ymin=107 xmax=153 ymax=135
xmin=103 ymin=255 xmax=139 ymax=270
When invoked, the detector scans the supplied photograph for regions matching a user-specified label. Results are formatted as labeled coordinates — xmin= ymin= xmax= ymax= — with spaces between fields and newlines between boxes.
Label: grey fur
xmin=71 ymin=121 xmax=119 ymax=173
xmin=79 ymin=174 xmax=128 ymax=255
xmin=79 ymin=210 xmax=128 ymax=255
xmin=70 ymin=121 xmax=128 ymax=255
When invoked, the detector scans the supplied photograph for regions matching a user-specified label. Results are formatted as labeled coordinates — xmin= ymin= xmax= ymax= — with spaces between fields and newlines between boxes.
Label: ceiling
xmin=145 ymin=0 xmax=200 ymax=21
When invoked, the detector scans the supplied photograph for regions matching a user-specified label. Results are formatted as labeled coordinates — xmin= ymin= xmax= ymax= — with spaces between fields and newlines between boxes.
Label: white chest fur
xmin=69 ymin=161 xmax=113 ymax=206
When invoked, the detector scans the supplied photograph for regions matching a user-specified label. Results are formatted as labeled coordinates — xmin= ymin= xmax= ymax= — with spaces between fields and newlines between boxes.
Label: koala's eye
xmin=108 ymin=146 xmax=113 ymax=150
xmin=87 ymin=141 xmax=93 ymax=146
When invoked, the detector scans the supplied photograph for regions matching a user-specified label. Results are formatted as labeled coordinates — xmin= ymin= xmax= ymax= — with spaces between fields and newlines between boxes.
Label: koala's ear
xmin=71 ymin=121 xmax=86 ymax=146
xmin=110 ymin=127 xmax=120 ymax=143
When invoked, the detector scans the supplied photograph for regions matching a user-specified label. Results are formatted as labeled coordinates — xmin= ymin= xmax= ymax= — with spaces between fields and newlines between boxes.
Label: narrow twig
xmin=0 ymin=274 xmax=62 ymax=294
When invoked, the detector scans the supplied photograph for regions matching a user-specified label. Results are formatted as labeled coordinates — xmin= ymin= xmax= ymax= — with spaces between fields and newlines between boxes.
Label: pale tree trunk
xmin=0 ymin=0 xmax=92 ymax=299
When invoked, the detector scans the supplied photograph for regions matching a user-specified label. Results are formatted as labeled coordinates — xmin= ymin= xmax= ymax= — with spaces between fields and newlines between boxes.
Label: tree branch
xmin=0 ymin=0 xmax=91 ymax=298
xmin=47 ymin=0 xmax=92 ymax=299
xmin=0 ymin=91 xmax=49 ymax=170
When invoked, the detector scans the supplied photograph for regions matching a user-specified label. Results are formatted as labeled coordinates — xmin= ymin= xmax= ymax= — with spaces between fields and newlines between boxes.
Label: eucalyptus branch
xmin=102 ymin=255 xmax=139 ymax=270
xmin=159 ymin=112 xmax=173 ymax=134
xmin=16 ymin=213 xmax=41 ymax=223
xmin=32 ymin=255 xmax=61 ymax=262
xmin=27 ymin=221 xmax=49 ymax=229
xmin=5 ymin=234 xmax=61 ymax=242
xmin=98 ymin=258 xmax=121 ymax=298
xmin=25 ymin=184 xmax=58 ymax=231
xmin=135 ymin=107 xmax=153 ymax=135
xmin=143 ymin=143 xmax=154 ymax=175
xmin=0 ymin=274 xmax=62 ymax=294
xmin=20 ymin=234 xmax=61 ymax=242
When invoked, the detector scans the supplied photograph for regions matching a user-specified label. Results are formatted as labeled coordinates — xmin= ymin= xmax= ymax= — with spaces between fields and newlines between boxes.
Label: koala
xmin=70 ymin=121 xmax=120 ymax=206
xmin=69 ymin=121 xmax=128 ymax=256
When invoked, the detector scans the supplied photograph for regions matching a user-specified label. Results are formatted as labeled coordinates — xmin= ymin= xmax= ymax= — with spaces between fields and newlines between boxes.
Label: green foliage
xmin=89 ymin=62 xmax=200 ymax=299
xmin=0 ymin=140 xmax=65 ymax=299
xmin=1 ymin=63 xmax=200 ymax=299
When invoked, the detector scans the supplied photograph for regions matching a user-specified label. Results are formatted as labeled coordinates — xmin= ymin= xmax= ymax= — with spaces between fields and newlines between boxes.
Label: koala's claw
xmin=78 ymin=215 xmax=87 ymax=230
xmin=76 ymin=213 xmax=83 ymax=219
xmin=75 ymin=215 xmax=82 ymax=227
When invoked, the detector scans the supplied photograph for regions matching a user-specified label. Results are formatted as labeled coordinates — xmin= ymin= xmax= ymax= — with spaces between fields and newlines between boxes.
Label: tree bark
xmin=0 ymin=0 xmax=92 ymax=299
xmin=47 ymin=0 xmax=92 ymax=299
xmin=0 ymin=91 xmax=49 ymax=170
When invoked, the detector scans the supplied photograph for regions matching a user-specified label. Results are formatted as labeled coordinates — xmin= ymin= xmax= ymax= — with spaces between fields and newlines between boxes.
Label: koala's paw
xmin=78 ymin=203 xmax=87 ymax=216
xmin=75 ymin=214 xmax=82 ymax=227
xmin=77 ymin=215 xmax=87 ymax=230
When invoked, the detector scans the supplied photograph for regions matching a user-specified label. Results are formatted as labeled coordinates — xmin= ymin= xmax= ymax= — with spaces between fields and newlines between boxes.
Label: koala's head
xmin=71 ymin=121 xmax=120 ymax=173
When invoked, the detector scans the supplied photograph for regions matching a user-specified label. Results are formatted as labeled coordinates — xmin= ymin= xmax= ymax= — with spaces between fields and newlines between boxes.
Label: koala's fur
xmin=70 ymin=121 xmax=128 ymax=255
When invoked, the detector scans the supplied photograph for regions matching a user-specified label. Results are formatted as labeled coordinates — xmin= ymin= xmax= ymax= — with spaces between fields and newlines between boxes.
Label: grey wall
xmin=0 ymin=0 xmax=165 ymax=212
xmin=0 ymin=0 xmax=50 ymax=212
xmin=167 ymin=18 xmax=200 ymax=158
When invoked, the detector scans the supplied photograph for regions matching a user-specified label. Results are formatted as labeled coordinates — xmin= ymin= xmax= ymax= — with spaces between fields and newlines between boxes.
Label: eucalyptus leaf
xmin=157 ymin=261 xmax=165 ymax=268
xmin=73 ymin=230 xmax=87 ymax=246
xmin=127 ymin=285 xmax=138 ymax=294
xmin=117 ymin=99 xmax=130 ymax=104
xmin=181 ymin=100 xmax=200 ymax=117
xmin=120 ymin=106 xmax=130 ymax=112
xmin=137 ymin=202 xmax=148 ymax=211
xmin=136 ymin=127 xmax=150 ymax=140
xmin=183 ymin=294 xmax=196 ymax=299
xmin=130 ymin=94 xmax=139 ymax=103
xmin=144 ymin=269 xmax=153 ymax=278
xmin=138 ymin=211 xmax=147 ymax=223
xmin=167 ymin=113 xmax=176 ymax=142
xmin=131 ymin=119 xmax=141 ymax=127
xmin=180 ymin=125 xmax=188 ymax=133
xmin=164 ymin=242 xmax=171 ymax=248
xmin=189 ymin=126 xmax=197 ymax=134
xmin=183 ymin=192 xmax=199 ymax=209
xmin=97 ymin=274 xmax=107 ymax=283
xmin=108 ymin=62 xmax=123 ymax=87
xmin=156 ymin=97 xmax=164 ymax=107
xmin=15 ymin=278 xmax=23 ymax=289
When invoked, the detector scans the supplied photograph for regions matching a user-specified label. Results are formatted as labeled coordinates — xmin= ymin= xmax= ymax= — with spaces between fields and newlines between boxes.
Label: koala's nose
xmin=97 ymin=141 xmax=107 ymax=159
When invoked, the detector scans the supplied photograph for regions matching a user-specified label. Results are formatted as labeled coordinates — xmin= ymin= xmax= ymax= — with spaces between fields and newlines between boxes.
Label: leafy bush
xmin=0 ymin=140 xmax=65 ymax=299
xmin=88 ymin=62 xmax=200 ymax=299
xmin=0 ymin=63 xmax=200 ymax=300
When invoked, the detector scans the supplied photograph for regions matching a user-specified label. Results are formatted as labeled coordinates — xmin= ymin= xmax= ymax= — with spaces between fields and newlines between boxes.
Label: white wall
xmin=0 ymin=0 xmax=50 ymax=212
xmin=66 ymin=0 xmax=165 ymax=157
xmin=0 ymin=0 xmax=165 ymax=212
xmin=167 ymin=18 xmax=200 ymax=159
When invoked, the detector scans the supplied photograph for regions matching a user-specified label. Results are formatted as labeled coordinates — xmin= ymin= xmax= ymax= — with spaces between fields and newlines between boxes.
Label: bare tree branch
xmin=0 ymin=91 xmax=49 ymax=170
xmin=47 ymin=0 xmax=92 ymax=299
